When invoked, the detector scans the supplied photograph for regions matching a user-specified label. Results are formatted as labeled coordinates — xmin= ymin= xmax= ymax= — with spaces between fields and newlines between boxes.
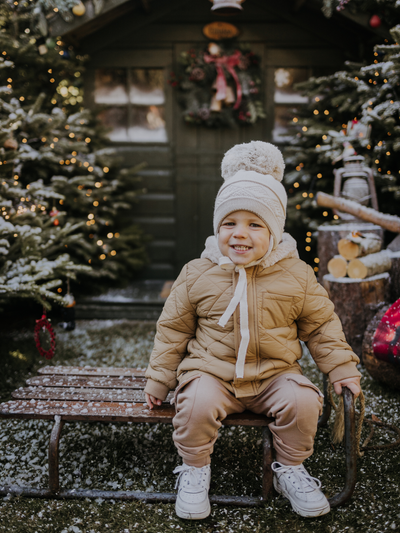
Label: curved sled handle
xmin=328 ymin=386 xmax=357 ymax=508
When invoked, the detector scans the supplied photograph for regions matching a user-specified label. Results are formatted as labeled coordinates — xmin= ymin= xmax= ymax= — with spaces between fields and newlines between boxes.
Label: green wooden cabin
xmin=50 ymin=0 xmax=386 ymax=279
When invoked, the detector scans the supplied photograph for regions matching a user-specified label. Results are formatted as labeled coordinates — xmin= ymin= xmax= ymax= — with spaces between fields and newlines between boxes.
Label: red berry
xmin=369 ymin=14 xmax=382 ymax=28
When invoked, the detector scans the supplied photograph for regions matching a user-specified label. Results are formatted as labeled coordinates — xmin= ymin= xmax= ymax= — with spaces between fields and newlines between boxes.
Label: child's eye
xmin=250 ymin=223 xmax=262 ymax=227
xmin=222 ymin=222 xmax=235 ymax=226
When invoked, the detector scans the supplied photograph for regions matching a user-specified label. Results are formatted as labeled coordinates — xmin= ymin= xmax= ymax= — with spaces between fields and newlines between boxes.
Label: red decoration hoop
xmin=34 ymin=313 xmax=56 ymax=360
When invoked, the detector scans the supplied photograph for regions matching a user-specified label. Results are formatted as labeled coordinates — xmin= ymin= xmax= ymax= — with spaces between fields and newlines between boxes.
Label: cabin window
xmin=95 ymin=68 xmax=167 ymax=143
xmin=273 ymin=68 xmax=310 ymax=143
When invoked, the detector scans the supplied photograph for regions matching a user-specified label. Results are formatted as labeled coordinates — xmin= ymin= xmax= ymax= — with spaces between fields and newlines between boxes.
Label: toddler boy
xmin=145 ymin=141 xmax=361 ymax=520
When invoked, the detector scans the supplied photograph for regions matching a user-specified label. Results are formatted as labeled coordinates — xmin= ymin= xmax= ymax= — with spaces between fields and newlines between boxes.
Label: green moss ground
xmin=0 ymin=320 xmax=399 ymax=533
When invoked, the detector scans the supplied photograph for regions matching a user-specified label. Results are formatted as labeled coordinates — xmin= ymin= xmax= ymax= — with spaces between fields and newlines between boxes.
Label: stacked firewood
xmin=327 ymin=232 xmax=392 ymax=279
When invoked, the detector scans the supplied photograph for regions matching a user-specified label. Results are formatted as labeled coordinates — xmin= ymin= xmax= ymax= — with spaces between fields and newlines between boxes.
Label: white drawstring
xmin=217 ymin=236 xmax=274 ymax=380
xmin=218 ymin=264 xmax=246 ymax=328
xmin=218 ymin=265 xmax=249 ymax=379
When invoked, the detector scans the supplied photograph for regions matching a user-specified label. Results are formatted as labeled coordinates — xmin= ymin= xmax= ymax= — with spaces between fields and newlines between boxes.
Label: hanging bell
xmin=210 ymin=0 xmax=244 ymax=15
xmin=224 ymin=86 xmax=236 ymax=105
xmin=210 ymin=94 xmax=222 ymax=112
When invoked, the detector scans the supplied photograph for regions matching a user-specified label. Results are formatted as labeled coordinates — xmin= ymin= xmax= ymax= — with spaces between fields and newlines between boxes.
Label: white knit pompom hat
xmin=214 ymin=141 xmax=287 ymax=250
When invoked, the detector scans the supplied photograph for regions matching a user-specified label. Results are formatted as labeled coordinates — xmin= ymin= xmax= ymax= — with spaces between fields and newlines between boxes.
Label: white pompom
xmin=221 ymin=141 xmax=285 ymax=182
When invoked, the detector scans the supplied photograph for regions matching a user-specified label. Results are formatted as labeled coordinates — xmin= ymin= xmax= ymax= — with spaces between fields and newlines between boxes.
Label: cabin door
xmin=173 ymin=43 xmax=268 ymax=272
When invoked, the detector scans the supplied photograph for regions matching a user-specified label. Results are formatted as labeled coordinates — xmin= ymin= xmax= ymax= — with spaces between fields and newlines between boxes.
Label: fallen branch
xmin=316 ymin=192 xmax=400 ymax=233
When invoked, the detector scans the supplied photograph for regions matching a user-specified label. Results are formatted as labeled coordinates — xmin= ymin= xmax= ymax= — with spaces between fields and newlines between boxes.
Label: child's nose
xmin=233 ymin=224 xmax=247 ymax=237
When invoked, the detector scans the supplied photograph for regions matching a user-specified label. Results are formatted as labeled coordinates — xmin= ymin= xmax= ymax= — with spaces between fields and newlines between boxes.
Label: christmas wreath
xmin=170 ymin=42 xmax=265 ymax=128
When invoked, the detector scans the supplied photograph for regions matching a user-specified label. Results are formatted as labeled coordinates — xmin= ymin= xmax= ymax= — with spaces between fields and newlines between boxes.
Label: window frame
xmin=85 ymin=49 xmax=173 ymax=146
xmin=264 ymin=47 xmax=344 ymax=145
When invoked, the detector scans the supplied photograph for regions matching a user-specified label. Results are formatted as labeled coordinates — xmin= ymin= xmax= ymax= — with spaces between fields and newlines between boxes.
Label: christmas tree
xmin=283 ymin=0 xmax=400 ymax=271
xmin=0 ymin=0 xmax=148 ymax=309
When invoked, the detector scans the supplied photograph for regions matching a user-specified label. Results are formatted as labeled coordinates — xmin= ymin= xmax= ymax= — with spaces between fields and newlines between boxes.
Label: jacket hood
xmin=200 ymin=232 xmax=299 ymax=269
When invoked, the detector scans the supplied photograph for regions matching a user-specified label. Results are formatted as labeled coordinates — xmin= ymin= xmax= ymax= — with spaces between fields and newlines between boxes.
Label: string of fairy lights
xmin=1 ymin=161 xmax=121 ymax=263
xmin=285 ymin=39 xmax=398 ymax=274
xmin=1 ymin=24 xmax=120 ymax=266
xmin=0 ymin=59 xmax=119 ymax=265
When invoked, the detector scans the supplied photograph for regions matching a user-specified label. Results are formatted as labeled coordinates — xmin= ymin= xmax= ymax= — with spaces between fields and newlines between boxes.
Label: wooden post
xmin=323 ymin=273 xmax=390 ymax=357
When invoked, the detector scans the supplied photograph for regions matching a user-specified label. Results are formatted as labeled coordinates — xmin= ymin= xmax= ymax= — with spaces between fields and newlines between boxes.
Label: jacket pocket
xmin=285 ymin=375 xmax=323 ymax=397
xmin=262 ymin=293 xmax=294 ymax=329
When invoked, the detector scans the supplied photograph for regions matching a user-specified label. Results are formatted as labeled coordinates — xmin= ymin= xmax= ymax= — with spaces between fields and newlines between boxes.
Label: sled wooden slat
xmin=38 ymin=366 xmax=146 ymax=378
xmin=0 ymin=398 xmax=271 ymax=425
xmin=26 ymin=375 xmax=147 ymax=389
xmin=11 ymin=386 xmax=153 ymax=403
xmin=0 ymin=399 xmax=175 ymax=423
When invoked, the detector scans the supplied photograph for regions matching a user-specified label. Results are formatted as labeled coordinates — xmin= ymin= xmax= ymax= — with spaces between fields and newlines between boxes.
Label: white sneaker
xmin=173 ymin=463 xmax=211 ymax=519
xmin=272 ymin=462 xmax=330 ymax=517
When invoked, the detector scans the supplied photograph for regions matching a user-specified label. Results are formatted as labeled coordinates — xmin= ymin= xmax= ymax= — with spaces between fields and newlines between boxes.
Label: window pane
xmin=98 ymin=107 xmax=129 ymax=141
xmin=129 ymin=105 xmax=167 ymax=143
xmin=273 ymin=104 xmax=300 ymax=143
xmin=274 ymin=68 xmax=309 ymax=104
xmin=129 ymin=69 xmax=165 ymax=105
xmin=95 ymin=68 xmax=167 ymax=143
xmin=273 ymin=68 xmax=309 ymax=142
xmin=94 ymin=69 xmax=128 ymax=104
xmin=129 ymin=68 xmax=167 ymax=143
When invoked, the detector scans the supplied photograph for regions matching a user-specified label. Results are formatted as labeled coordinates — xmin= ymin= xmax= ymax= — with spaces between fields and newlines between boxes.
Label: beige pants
xmin=173 ymin=373 xmax=323 ymax=468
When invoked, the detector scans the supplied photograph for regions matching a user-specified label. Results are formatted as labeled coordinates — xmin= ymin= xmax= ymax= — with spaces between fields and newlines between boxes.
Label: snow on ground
xmin=0 ymin=320 xmax=399 ymax=533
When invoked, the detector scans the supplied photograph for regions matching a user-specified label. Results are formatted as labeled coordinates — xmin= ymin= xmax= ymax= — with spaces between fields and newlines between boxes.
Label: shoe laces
xmin=272 ymin=462 xmax=321 ymax=494
xmin=173 ymin=464 xmax=209 ymax=490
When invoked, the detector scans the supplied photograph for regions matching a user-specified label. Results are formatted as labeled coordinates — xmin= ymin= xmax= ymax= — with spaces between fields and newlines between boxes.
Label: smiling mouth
xmin=231 ymin=245 xmax=251 ymax=251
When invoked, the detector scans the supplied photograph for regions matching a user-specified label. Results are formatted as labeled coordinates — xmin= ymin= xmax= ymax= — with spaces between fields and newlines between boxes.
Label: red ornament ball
xmin=369 ymin=14 xmax=382 ymax=28
xmin=50 ymin=208 xmax=60 ymax=226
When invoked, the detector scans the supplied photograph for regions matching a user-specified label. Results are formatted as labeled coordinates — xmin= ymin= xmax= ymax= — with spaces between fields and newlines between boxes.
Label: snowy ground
xmin=1 ymin=320 xmax=400 ymax=533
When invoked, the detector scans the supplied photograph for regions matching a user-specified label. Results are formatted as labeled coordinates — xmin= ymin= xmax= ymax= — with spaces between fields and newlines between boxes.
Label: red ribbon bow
xmin=204 ymin=50 xmax=243 ymax=110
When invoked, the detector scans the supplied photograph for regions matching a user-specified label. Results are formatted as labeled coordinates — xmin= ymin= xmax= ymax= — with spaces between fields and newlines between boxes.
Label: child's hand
xmin=333 ymin=377 xmax=361 ymax=399
xmin=145 ymin=393 xmax=163 ymax=409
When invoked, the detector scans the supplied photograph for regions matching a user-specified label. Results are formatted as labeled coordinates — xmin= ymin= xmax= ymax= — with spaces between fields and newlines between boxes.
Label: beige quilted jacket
xmin=145 ymin=234 xmax=360 ymax=400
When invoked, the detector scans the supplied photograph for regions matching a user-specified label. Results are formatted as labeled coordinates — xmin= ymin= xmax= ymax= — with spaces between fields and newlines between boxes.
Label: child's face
xmin=218 ymin=210 xmax=271 ymax=265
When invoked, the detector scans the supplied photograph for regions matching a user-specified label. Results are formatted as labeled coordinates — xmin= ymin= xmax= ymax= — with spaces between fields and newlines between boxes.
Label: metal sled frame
xmin=0 ymin=367 xmax=356 ymax=507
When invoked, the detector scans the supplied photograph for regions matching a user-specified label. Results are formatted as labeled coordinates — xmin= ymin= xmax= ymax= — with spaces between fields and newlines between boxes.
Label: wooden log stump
xmin=362 ymin=305 xmax=400 ymax=390
xmin=388 ymin=234 xmax=400 ymax=252
xmin=347 ymin=251 xmax=392 ymax=280
xmin=389 ymin=252 xmax=400 ymax=303
xmin=317 ymin=223 xmax=384 ymax=280
xmin=327 ymin=255 xmax=348 ymax=278
xmin=337 ymin=233 xmax=382 ymax=260
xmin=323 ymin=272 xmax=390 ymax=358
